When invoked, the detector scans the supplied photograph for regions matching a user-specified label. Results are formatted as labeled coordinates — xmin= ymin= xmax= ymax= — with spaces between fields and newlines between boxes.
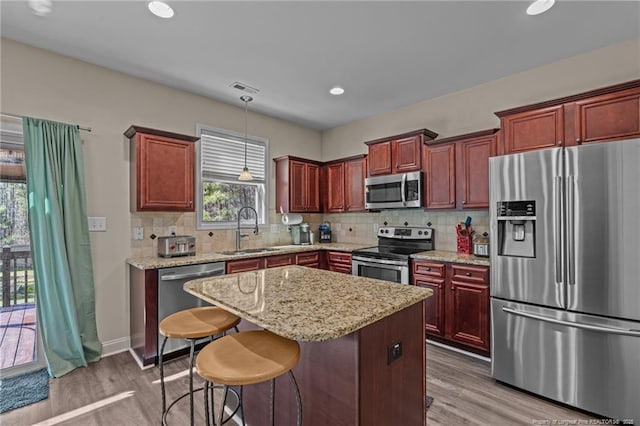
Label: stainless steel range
xmin=352 ymin=226 xmax=434 ymax=284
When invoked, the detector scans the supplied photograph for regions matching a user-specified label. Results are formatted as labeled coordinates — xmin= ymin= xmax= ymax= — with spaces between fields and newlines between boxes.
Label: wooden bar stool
xmin=159 ymin=306 xmax=241 ymax=426
xmin=196 ymin=330 xmax=302 ymax=426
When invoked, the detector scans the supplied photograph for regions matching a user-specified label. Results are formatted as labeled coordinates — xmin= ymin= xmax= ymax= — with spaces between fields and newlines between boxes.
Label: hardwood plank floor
xmin=0 ymin=304 xmax=36 ymax=369
xmin=0 ymin=343 xmax=598 ymax=425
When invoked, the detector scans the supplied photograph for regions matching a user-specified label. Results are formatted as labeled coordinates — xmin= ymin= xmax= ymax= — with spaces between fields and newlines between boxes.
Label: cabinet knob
xmin=557 ymin=140 xmax=562 ymax=146
xmin=450 ymin=285 xmax=455 ymax=291
xmin=576 ymin=138 xmax=581 ymax=143
xmin=462 ymin=200 xmax=467 ymax=205
xmin=465 ymin=272 xmax=471 ymax=276
xmin=426 ymin=267 xmax=431 ymax=271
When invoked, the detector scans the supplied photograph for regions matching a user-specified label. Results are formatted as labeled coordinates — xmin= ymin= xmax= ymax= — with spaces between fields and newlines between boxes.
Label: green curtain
xmin=23 ymin=117 xmax=101 ymax=378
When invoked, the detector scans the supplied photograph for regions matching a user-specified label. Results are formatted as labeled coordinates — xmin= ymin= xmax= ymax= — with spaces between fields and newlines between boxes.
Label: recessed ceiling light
xmin=148 ymin=1 xmax=174 ymax=19
xmin=526 ymin=0 xmax=555 ymax=16
xmin=28 ymin=0 xmax=52 ymax=16
xmin=329 ymin=86 xmax=345 ymax=96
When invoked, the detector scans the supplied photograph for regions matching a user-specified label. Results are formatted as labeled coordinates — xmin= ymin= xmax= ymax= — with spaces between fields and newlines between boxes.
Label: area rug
xmin=0 ymin=368 xmax=49 ymax=413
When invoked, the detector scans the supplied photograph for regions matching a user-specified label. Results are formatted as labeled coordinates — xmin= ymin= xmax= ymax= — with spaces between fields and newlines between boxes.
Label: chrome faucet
xmin=236 ymin=206 xmax=259 ymax=251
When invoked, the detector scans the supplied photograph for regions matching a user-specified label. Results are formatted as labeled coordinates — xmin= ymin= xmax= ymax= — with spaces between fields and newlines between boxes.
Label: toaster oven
xmin=157 ymin=235 xmax=196 ymax=258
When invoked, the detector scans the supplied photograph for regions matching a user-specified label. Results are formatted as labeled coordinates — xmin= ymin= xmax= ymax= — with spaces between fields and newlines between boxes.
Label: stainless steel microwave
xmin=364 ymin=171 xmax=422 ymax=209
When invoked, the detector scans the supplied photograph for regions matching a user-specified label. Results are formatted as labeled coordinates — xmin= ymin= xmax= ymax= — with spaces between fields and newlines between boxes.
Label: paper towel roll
xmin=281 ymin=213 xmax=303 ymax=225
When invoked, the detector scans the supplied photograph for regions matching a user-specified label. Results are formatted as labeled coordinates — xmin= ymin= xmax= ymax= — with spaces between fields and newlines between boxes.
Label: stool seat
xmin=196 ymin=330 xmax=300 ymax=386
xmin=159 ymin=306 xmax=241 ymax=340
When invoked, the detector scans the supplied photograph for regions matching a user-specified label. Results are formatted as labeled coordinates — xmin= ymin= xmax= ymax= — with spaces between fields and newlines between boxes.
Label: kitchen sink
xmin=220 ymin=247 xmax=281 ymax=255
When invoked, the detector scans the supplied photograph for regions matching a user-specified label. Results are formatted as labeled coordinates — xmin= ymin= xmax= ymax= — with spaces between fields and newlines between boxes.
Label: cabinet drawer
xmin=328 ymin=265 xmax=352 ymax=274
xmin=327 ymin=251 xmax=352 ymax=265
xmin=265 ymin=254 xmax=294 ymax=268
xmin=412 ymin=261 xmax=445 ymax=278
xmin=296 ymin=251 xmax=320 ymax=266
xmin=226 ymin=258 xmax=264 ymax=274
xmin=451 ymin=264 xmax=489 ymax=283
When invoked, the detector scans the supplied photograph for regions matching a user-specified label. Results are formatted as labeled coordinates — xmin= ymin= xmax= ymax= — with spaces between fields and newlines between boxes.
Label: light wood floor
xmin=0 ymin=344 xmax=595 ymax=425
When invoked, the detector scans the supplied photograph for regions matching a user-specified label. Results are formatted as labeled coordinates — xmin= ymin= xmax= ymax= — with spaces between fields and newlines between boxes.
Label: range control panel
xmin=378 ymin=227 xmax=433 ymax=240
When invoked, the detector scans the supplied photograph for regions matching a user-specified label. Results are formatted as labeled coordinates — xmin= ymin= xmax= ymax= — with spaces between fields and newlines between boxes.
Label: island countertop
xmin=184 ymin=265 xmax=432 ymax=342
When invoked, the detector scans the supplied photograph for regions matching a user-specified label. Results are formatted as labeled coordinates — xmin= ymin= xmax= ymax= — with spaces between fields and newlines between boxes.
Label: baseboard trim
xmin=101 ymin=337 xmax=130 ymax=358
xmin=427 ymin=340 xmax=491 ymax=363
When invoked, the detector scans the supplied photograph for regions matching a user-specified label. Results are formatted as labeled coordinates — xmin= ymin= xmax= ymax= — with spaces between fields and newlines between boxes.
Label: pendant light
xmin=238 ymin=95 xmax=254 ymax=181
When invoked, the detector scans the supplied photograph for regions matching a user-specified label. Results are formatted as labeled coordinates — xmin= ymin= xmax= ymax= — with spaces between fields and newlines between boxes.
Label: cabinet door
xmin=457 ymin=136 xmax=496 ymax=209
xmin=368 ymin=141 xmax=392 ymax=176
xmin=572 ymin=88 xmax=640 ymax=145
xmin=306 ymin=164 xmax=321 ymax=212
xmin=414 ymin=276 xmax=445 ymax=336
xmin=393 ymin=135 xmax=422 ymax=173
xmin=344 ymin=157 xmax=367 ymax=212
xmin=137 ymin=134 xmax=194 ymax=211
xmin=424 ymin=143 xmax=456 ymax=209
xmin=264 ymin=254 xmax=294 ymax=268
xmin=325 ymin=163 xmax=345 ymax=212
xmin=289 ymin=161 xmax=307 ymax=212
xmin=296 ymin=251 xmax=320 ymax=268
xmin=226 ymin=258 xmax=264 ymax=274
xmin=502 ymin=105 xmax=564 ymax=154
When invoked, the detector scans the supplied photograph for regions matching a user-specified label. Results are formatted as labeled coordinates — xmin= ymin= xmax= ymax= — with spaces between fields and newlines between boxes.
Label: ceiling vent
xmin=230 ymin=82 xmax=260 ymax=94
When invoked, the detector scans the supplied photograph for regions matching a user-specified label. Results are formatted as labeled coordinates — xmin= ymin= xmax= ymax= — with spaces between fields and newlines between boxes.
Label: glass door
xmin=0 ymin=116 xmax=45 ymax=377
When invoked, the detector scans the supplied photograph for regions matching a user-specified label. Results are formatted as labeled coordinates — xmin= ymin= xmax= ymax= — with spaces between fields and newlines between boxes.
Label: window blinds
xmin=200 ymin=128 xmax=266 ymax=182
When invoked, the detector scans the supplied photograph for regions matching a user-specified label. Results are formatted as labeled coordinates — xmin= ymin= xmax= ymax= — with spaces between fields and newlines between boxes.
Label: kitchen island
xmin=185 ymin=265 xmax=432 ymax=426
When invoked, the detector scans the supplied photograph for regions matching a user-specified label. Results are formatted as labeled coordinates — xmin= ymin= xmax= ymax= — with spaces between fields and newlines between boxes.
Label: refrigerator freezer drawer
xmin=491 ymin=298 xmax=640 ymax=421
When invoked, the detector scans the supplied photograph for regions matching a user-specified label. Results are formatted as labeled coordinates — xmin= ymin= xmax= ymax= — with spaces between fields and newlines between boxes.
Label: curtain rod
xmin=1 ymin=112 xmax=92 ymax=132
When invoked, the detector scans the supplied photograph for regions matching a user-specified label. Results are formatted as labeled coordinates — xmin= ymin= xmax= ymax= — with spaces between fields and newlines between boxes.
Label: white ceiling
xmin=1 ymin=1 xmax=639 ymax=130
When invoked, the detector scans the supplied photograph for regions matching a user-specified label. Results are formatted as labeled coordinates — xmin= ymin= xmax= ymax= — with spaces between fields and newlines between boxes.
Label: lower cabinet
xmin=226 ymin=251 xmax=322 ymax=274
xmin=326 ymin=251 xmax=352 ymax=274
xmin=412 ymin=260 xmax=490 ymax=354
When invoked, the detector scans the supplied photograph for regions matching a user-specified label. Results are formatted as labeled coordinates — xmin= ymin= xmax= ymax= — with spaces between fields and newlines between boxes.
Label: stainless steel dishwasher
xmin=157 ymin=262 xmax=225 ymax=356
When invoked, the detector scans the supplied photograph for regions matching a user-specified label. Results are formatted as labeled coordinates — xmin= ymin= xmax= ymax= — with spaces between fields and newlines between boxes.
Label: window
xmin=196 ymin=124 xmax=268 ymax=229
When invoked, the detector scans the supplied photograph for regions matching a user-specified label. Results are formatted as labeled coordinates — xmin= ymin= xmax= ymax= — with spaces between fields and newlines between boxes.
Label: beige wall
xmin=321 ymin=38 xmax=640 ymax=161
xmin=0 ymin=38 xmax=322 ymax=350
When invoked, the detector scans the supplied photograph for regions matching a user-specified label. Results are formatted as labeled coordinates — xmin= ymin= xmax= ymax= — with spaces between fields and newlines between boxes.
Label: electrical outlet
xmin=88 ymin=217 xmax=107 ymax=232
xmin=132 ymin=226 xmax=144 ymax=240
xmin=387 ymin=342 xmax=402 ymax=365
xmin=335 ymin=223 xmax=342 ymax=231
xmin=167 ymin=225 xmax=177 ymax=235
xmin=270 ymin=224 xmax=280 ymax=233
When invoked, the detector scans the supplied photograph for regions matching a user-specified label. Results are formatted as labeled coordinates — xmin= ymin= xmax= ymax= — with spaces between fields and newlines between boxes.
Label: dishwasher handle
xmin=160 ymin=268 xmax=224 ymax=281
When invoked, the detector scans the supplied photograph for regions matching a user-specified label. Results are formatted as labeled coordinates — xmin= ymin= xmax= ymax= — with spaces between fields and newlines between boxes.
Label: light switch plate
xmin=132 ymin=226 xmax=144 ymax=240
xmin=88 ymin=217 xmax=107 ymax=232
xmin=270 ymin=224 xmax=280 ymax=233
xmin=167 ymin=225 xmax=177 ymax=235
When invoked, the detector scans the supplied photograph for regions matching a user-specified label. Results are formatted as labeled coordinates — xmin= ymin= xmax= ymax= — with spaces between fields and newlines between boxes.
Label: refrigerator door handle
xmin=554 ymin=176 xmax=563 ymax=284
xmin=502 ymin=307 xmax=640 ymax=337
xmin=567 ymin=175 xmax=576 ymax=285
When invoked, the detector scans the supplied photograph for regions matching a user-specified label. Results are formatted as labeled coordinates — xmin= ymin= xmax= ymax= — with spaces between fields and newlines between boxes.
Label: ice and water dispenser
xmin=496 ymin=201 xmax=536 ymax=258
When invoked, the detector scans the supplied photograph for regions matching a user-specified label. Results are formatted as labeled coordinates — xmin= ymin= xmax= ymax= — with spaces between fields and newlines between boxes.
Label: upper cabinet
xmin=423 ymin=129 xmax=498 ymax=210
xmin=365 ymin=129 xmax=438 ymax=176
xmin=324 ymin=155 xmax=367 ymax=213
xmin=496 ymin=80 xmax=640 ymax=155
xmin=275 ymin=156 xmax=322 ymax=213
xmin=125 ymin=125 xmax=198 ymax=212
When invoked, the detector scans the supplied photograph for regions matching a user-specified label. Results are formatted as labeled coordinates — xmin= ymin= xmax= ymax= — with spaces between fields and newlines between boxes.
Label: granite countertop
xmin=184 ymin=265 xmax=432 ymax=342
xmin=127 ymin=242 xmax=372 ymax=270
xmin=411 ymin=250 xmax=490 ymax=266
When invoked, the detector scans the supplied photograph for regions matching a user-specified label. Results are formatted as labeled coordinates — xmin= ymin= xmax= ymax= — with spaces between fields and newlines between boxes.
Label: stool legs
xmin=159 ymin=337 xmax=196 ymax=426
xmin=188 ymin=339 xmax=195 ymax=426
xmin=159 ymin=336 xmax=168 ymax=418
xmin=289 ymin=371 xmax=302 ymax=426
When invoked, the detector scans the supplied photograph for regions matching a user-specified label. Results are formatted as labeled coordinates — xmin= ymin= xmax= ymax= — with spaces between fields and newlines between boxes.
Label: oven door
xmin=352 ymin=255 xmax=409 ymax=284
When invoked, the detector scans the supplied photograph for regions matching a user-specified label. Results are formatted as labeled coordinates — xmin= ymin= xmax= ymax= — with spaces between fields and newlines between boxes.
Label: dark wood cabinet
xmin=365 ymin=129 xmax=438 ymax=176
xmin=226 ymin=257 xmax=264 ymax=274
xmin=274 ymin=156 xmax=322 ymax=213
xmin=326 ymin=251 xmax=352 ymax=274
xmin=424 ymin=129 xmax=498 ymax=210
xmin=423 ymin=143 xmax=456 ymax=209
xmin=264 ymin=254 xmax=294 ymax=268
xmin=125 ymin=125 xmax=198 ymax=212
xmin=295 ymin=251 xmax=320 ymax=268
xmin=412 ymin=260 xmax=490 ymax=354
xmin=496 ymin=79 xmax=640 ymax=155
xmin=323 ymin=155 xmax=367 ymax=213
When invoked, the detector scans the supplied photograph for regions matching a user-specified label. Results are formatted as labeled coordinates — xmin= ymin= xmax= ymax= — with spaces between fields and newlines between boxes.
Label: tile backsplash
xmin=130 ymin=209 xmax=488 ymax=257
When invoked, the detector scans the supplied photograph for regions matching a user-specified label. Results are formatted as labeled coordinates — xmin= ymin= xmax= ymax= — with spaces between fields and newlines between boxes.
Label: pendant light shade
xmin=238 ymin=95 xmax=254 ymax=181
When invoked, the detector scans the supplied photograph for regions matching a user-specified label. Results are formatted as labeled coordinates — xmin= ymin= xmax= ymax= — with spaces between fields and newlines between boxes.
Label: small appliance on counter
xmin=473 ymin=232 xmax=490 ymax=257
xmin=157 ymin=235 xmax=196 ymax=257
xmin=299 ymin=223 xmax=311 ymax=245
xmin=319 ymin=222 xmax=332 ymax=243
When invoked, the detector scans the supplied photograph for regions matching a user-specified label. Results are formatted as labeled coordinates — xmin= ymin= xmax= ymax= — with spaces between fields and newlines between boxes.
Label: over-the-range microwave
xmin=364 ymin=171 xmax=422 ymax=209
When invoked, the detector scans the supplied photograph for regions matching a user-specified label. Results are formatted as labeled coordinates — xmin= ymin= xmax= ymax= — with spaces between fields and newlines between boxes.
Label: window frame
xmin=195 ymin=123 xmax=269 ymax=230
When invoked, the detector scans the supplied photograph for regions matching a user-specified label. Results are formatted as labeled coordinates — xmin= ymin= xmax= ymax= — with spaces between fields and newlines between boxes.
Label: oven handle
xmin=352 ymin=256 xmax=407 ymax=268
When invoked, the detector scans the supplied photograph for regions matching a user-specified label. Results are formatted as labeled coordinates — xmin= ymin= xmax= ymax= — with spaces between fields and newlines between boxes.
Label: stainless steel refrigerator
xmin=489 ymin=138 xmax=640 ymax=421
